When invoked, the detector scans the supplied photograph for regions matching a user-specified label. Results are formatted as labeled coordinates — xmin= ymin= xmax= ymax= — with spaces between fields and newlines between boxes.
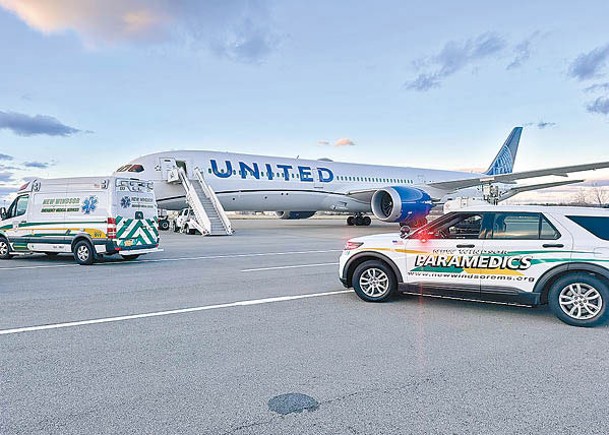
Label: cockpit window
xmin=128 ymin=164 xmax=144 ymax=173
xmin=115 ymin=164 xmax=144 ymax=173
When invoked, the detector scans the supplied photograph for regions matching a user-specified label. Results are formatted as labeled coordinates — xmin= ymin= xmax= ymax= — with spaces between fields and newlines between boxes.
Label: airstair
xmin=167 ymin=166 xmax=233 ymax=236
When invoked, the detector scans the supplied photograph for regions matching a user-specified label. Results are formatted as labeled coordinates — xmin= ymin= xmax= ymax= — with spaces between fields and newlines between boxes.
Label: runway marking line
xmin=0 ymin=290 xmax=353 ymax=336
xmin=242 ymin=262 xmax=339 ymax=272
xmin=0 ymin=249 xmax=342 ymax=271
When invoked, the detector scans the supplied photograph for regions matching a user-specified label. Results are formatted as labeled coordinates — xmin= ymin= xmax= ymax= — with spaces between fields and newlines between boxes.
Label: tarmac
xmin=2 ymin=218 xmax=609 ymax=434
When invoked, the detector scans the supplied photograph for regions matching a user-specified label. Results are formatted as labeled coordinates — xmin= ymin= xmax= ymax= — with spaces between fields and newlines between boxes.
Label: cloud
xmin=584 ymin=82 xmax=609 ymax=93
xmin=0 ymin=153 xmax=13 ymax=161
xmin=536 ymin=121 xmax=556 ymax=129
xmin=0 ymin=110 xmax=83 ymax=136
xmin=507 ymin=32 xmax=539 ymax=70
xmin=568 ymin=44 xmax=609 ymax=81
xmin=317 ymin=140 xmax=330 ymax=146
xmin=0 ymin=171 xmax=14 ymax=182
xmin=405 ymin=33 xmax=507 ymax=91
xmin=0 ymin=0 xmax=279 ymax=63
xmin=335 ymin=138 xmax=355 ymax=147
xmin=23 ymin=161 xmax=51 ymax=169
xmin=586 ymin=97 xmax=609 ymax=115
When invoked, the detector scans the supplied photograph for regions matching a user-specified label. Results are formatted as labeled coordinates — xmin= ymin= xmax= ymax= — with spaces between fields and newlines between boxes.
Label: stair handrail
xmin=174 ymin=167 xmax=211 ymax=235
xmin=194 ymin=167 xmax=233 ymax=234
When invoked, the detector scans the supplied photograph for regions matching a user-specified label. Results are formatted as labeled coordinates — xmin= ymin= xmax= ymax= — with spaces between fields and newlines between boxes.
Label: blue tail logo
xmin=485 ymin=127 xmax=522 ymax=176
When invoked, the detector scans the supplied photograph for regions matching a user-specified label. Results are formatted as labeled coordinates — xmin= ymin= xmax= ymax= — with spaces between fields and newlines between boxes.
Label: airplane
xmin=113 ymin=127 xmax=609 ymax=228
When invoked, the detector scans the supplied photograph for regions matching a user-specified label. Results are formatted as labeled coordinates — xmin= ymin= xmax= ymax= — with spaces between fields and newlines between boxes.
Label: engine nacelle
xmin=371 ymin=187 xmax=433 ymax=223
xmin=276 ymin=211 xmax=317 ymax=220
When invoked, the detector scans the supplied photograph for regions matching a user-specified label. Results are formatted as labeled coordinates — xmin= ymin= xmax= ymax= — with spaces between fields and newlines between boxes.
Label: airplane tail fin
xmin=484 ymin=127 xmax=523 ymax=175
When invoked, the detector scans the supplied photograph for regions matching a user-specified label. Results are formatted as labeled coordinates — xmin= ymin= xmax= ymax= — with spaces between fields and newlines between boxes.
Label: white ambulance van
xmin=0 ymin=177 xmax=160 ymax=265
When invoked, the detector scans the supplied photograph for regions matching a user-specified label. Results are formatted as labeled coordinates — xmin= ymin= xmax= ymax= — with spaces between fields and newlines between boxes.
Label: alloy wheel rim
xmin=0 ymin=241 xmax=8 ymax=256
xmin=559 ymin=283 xmax=603 ymax=320
xmin=359 ymin=268 xmax=389 ymax=297
xmin=77 ymin=245 xmax=90 ymax=262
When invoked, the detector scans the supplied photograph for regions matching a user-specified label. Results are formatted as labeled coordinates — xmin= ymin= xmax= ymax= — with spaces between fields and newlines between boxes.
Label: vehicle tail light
xmin=344 ymin=241 xmax=363 ymax=251
xmin=107 ymin=217 xmax=117 ymax=239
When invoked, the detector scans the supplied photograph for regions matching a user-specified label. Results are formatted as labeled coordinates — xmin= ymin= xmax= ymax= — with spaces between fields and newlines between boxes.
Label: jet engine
xmin=276 ymin=211 xmax=317 ymax=220
xmin=371 ymin=187 xmax=433 ymax=225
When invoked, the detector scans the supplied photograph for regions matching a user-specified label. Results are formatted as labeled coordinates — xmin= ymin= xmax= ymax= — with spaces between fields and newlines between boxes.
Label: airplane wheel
xmin=363 ymin=216 xmax=372 ymax=226
xmin=347 ymin=216 xmax=355 ymax=226
xmin=355 ymin=216 xmax=364 ymax=226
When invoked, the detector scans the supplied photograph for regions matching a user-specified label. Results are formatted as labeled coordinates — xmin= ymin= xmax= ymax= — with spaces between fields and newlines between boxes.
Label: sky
xmin=1 ymin=0 xmax=609 ymax=205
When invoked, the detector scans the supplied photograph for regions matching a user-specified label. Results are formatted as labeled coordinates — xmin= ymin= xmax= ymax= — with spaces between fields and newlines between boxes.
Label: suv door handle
xmin=543 ymin=244 xmax=564 ymax=248
xmin=456 ymin=244 xmax=476 ymax=248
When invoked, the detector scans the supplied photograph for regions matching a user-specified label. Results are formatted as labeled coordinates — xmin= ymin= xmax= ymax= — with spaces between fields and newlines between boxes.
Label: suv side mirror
xmin=0 ymin=207 xmax=6 ymax=220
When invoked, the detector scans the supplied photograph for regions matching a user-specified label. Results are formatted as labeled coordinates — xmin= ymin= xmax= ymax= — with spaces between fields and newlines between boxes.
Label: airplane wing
xmin=498 ymin=179 xmax=584 ymax=201
xmin=428 ymin=161 xmax=609 ymax=191
xmin=344 ymin=189 xmax=377 ymax=203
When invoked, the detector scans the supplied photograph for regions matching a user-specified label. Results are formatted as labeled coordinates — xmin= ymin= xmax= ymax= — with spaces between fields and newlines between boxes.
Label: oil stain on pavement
xmin=268 ymin=393 xmax=320 ymax=415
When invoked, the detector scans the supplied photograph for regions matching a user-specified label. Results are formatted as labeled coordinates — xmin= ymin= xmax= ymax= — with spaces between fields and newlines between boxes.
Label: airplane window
xmin=233 ymin=170 xmax=237 ymax=175
xmin=208 ymin=168 xmax=212 ymax=174
xmin=128 ymin=164 xmax=144 ymax=173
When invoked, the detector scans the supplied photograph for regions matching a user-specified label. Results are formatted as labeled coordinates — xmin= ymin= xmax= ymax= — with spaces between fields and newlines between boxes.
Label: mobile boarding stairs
xmin=167 ymin=167 xmax=234 ymax=236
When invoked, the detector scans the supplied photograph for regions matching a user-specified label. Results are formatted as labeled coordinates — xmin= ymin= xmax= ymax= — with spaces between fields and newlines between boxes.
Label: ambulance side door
xmin=3 ymin=194 xmax=30 ymax=249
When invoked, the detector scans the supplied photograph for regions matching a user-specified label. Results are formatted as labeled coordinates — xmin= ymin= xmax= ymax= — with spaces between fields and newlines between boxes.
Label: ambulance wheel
xmin=347 ymin=216 xmax=355 ymax=226
xmin=0 ymin=237 xmax=12 ymax=260
xmin=73 ymin=240 xmax=96 ymax=265
xmin=352 ymin=260 xmax=397 ymax=302
xmin=121 ymin=254 xmax=140 ymax=261
xmin=548 ymin=273 xmax=609 ymax=327
xmin=159 ymin=220 xmax=170 ymax=231
xmin=363 ymin=216 xmax=372 ymax=226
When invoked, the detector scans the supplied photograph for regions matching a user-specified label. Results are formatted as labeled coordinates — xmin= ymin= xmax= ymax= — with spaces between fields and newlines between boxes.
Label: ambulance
xmin=0 ymin=177 xmax=160 ymax=265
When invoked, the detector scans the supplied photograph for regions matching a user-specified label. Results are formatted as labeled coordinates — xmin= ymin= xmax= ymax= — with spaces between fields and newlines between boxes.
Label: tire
xmin=172 ymin=221 xmax=179 ymax=232
xmin=0 ymin=237 xmax=12 ymax=260
xmin=354 ymin=216 xmax=364 ymax=226
xmin=347 ymin=216 xmax=355 ymax=226
xmin=159 ymin=220 xmax=170 ymax=231
xmin=548 ymin=273 xmax=609 ymax=327
xmin=363 ymin=216 xmax=372 ymax=226
xmin=72 ymin=240 xmax=96 ymax=265
xmin=121 ymin=254 xmax=140 ymax=261
xmin=352 ymin=260 xmax=397 ymax=302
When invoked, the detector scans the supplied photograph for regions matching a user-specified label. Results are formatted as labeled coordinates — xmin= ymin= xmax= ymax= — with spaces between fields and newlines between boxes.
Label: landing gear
xmin=347 ymin=213 xmax=372 ymax=226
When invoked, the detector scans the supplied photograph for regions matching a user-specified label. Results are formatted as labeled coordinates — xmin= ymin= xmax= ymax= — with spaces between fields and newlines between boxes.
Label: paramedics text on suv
xmin=339 ymin=206 xmax=609 ymax=327
xmin=0 ymin=177 xmax=160 ymax=265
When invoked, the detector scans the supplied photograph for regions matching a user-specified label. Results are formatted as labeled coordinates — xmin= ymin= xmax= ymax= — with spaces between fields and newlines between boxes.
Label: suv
xmin=339 ymin=206 xmax=609 ymax=327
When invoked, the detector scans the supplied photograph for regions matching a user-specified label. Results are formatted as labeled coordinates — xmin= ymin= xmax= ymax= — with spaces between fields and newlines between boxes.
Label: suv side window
xmin=428 ymin=213 xmax=486 ymax=239
xmin=567 ymin=216 xmax=609 ymax=241
xmin=489 ymin=213 xmax=560 ymax=240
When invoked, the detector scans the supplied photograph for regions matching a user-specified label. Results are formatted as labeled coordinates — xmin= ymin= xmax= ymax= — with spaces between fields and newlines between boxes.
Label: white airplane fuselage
xmin=114 ymin=150 xmax=481 ymax=213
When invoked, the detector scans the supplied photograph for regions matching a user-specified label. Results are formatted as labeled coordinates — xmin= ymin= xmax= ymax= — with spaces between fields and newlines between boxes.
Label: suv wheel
xmin=352 ymin=260 xmax=397 ymax=302
xmin=0 ymin=237 xmax=12 ymax=260
xmin=73 ymin=240 xmax=96 ymax=265
xmin=548 ymin=273 xmax=609 ymax=327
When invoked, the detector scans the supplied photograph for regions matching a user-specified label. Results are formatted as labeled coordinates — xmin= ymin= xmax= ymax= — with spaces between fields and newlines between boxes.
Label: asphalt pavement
xmin=1 ymin=218 xmax=608 ymax=434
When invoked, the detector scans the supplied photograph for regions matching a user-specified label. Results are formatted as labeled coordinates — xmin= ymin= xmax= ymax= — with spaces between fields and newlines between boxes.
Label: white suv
xmin=339 ymin=206 xmax=609 ymax=327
